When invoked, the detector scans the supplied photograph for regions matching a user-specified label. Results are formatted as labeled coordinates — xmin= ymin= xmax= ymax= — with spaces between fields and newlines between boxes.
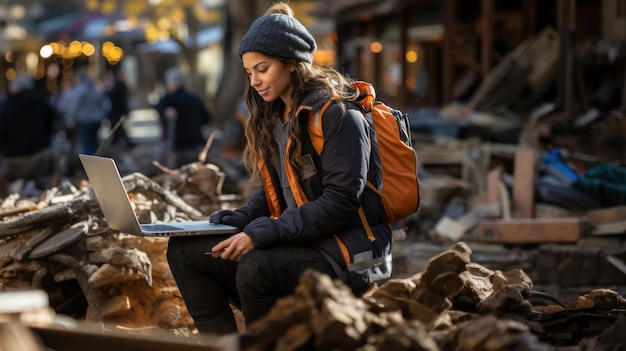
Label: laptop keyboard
xmin=142 ymin=223 xmax=185 ymax=231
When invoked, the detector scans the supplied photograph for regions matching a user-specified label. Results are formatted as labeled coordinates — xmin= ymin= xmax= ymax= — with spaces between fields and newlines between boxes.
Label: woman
xmin=166 ymin=1 xmax=392 ymax=335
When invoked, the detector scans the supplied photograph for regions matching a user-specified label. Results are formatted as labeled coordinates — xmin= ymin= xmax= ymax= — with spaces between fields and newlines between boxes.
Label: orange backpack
xmin=307 ymin=81 xmax=420 ymax=231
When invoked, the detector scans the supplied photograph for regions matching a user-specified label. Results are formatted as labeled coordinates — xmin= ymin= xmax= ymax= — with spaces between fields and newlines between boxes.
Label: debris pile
xmin=241 ymin=242 xmax=626 ymax=350
xmin=1 ymin=160 xmax=626 ymax=350
xmin=0 ymin=161 xmax=236 ymax=333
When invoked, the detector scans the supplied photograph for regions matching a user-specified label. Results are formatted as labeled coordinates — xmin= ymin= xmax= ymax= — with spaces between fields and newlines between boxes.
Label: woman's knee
xmin=166 ymin=236 xmax=199 ymax=268
xmin=167 ymin=236 xmax=217 ymax=261
xmin=166 ymin=236 xmax=184 ymax=263
xmin=236 ymin=250 xmax=268 ymax=282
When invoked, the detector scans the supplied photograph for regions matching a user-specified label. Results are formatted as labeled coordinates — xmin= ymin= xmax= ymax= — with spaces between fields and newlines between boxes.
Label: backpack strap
xmin=307 ymin=99 xmax=335 ymax=155
xmin=357 ymin=207 xmax=377 ymax=241
xmin=352 ymin=81 xmax=376 ymax=112
xmin=307 ymin=82 xmax=375 ymax=153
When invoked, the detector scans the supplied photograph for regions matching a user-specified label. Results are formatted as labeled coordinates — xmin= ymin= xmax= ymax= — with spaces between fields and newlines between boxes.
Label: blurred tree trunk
xmin=212 ymin=0 xmax=272 ymax=129
xmin=181 ymin=5 xmax=201 ymax=93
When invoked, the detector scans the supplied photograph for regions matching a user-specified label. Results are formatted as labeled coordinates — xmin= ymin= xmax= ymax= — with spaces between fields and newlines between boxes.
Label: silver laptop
xmin=79 ymin=154 xmax=239 ymax=237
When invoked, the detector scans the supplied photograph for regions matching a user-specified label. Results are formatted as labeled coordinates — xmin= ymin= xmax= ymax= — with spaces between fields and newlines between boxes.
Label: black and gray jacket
xmin=234 ymin=92 xmax=392 ymax=291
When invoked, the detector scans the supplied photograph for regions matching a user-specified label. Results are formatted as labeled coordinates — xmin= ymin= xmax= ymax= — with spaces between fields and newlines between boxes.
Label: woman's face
xmin=242 ymin=52 xmax=295 ymax=104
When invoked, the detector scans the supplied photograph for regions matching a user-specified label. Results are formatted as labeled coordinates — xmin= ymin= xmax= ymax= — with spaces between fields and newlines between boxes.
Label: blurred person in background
xmin=0 ymin=75 xmax=58 ymax=186
xmin=103 ymin=66 xmax=135 ymax=150
xmin=54 ymin=77 xmax=77 ymax=140
xmin=154 ymin=67 xmax=213 ymax=168
xmin=63 ymin=70 xmax=111 ymax=155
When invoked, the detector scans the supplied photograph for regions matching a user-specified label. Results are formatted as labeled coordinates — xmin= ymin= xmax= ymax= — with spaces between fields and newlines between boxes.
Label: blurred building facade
xmin=313 ymin=0 xmax=626 ymax=117
xmin=0 ymin=0 xmax=624 ymax=121
xmin=0 ymin=0 xmax=226 ymax=110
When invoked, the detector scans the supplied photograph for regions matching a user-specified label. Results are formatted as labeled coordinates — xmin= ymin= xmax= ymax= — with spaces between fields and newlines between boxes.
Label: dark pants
xmin=166 ymin=235 xmax=337 ymax=334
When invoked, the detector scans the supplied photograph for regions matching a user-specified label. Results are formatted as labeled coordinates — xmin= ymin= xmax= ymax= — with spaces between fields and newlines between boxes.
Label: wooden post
xmin=556 ymin=0 xmax=566 ymax=110
xmin=442 ymin=0 xmax=456 ymax=104
xmin=557 ymin=0 xmax=577 ymax=120
xmin=400 ymin=7 xmax=408 ymax=108
xmin=427 ymin=41 xmax=440 ymax=107
xmin=522 ymin=0 xmax=537 ymax=38
xmin=622 ymin=62 xmax=626 ymax=113
xmin=622 ymin=0 xmax=626 ymax=112
xmin=513 ymin=149 xmax=537 ymax=218
xmin=374 ymin=20 xmax=384 ymax=93
xmin=481 ymin=0 xmax=494 ymax=77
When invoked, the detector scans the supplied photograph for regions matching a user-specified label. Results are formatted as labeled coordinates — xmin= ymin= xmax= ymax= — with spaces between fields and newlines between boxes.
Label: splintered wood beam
xmin=0 ymin=192 xmax=99 ymax=238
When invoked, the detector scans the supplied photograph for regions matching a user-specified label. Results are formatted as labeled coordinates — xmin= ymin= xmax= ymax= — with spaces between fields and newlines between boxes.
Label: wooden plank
xmin=512 ymin=149 xmax=536 ymax=218
xmin=476 ymin=218 xmax=585 ymax=244
xmin=587 ymin=206 xmax=626 ymax=223
xmin=486 ymin=166 xmax=502 ymax=205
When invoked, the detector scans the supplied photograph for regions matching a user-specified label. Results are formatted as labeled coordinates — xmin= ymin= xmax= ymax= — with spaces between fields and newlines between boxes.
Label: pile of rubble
xmin=1 ymin=160 xmax=626 ymax=350
xmin=0 ymin=161 xmax=238 ymax=332
xmin=240 ymin=242 xmax=626 ymax=350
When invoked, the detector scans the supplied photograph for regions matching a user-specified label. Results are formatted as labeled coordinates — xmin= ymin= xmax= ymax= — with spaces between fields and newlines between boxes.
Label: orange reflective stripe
xmin=285 ymin=138 xmax=308 ymax=207
xmin=365 ymin=180 xmax=380 ymax=194
xmin=307 ymin=100 xmax=335 ymax=155
xmin=308 ymin=110 xmax=324 ymax=155
xmin=260 ymin=162 xmax=281 ymax=219
xmin=333 ymin=234 xmax=351 ymax=264
xmin=358 ymin=207 xmax=376 ymax=241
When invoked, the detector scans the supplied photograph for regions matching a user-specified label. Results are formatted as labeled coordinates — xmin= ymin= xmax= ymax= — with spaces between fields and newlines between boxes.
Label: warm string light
xmin=39 ymin=40 xmax=124 ymax=65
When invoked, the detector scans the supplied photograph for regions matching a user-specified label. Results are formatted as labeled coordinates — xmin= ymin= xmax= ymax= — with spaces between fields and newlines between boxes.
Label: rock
xmin=88 ymin=263 xmax=149 ymax=288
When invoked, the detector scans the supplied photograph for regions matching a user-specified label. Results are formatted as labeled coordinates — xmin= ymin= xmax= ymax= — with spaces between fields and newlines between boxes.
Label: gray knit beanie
xmin=238 ymin=13 xmax=316 ymax=63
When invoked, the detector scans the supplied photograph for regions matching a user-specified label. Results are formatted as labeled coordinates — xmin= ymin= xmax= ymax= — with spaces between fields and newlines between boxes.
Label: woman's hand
xmin=210 ymin=232 xmax=254 ymax=262
xmin=209 ymin=209 xmax=250 ymax=230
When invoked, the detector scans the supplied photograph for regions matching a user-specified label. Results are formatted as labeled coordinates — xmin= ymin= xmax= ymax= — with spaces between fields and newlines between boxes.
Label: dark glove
xmin=209 ymin=210 xmax=250 ymax=230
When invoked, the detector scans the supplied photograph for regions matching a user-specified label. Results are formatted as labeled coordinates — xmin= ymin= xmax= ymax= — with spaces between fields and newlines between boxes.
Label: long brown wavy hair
xmin=241 ymin=2 xmax=360 ymax=182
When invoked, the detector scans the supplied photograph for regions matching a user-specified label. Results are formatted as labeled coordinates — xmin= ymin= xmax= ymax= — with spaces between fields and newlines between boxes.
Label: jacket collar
xmin=294 ymin=90 xmax=333 ymax=116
